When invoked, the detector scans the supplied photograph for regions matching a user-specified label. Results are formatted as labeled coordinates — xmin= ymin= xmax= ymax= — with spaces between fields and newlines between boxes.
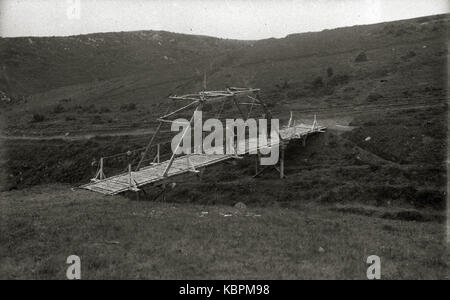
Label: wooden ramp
xmin=81 ymin=124 xmax=326 ymax=195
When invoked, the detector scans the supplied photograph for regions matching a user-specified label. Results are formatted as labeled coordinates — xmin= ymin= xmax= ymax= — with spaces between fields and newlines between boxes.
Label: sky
xmin=0 ymin=0 xmax=448 ymax=39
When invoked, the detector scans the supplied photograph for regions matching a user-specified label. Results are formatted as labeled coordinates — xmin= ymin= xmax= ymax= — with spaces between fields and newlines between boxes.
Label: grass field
xmin=0 ymin=184 xmax=447 ymax=280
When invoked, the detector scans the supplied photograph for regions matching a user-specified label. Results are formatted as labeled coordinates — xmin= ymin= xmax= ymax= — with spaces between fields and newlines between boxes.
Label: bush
xmin=275 ymin=79 xmax=290 ymax=90
xmin=286 ymin=88 xmax=306 ymax=99
xmin=327 ymin=67 xmax=334 ymax=78
xmin=328 ymin=74 xmax=350 ymax=87
xmin=413 ymin=190 xmax=445 ymax=209
xmin=91 ymin=116 xmax=104 ymax=124
xmin=401 ymin=51 xmax=416 ymax=61
xmin=120 ymin=103 xmax=137 ymax=111
xmin=343 ymin=87 xmax=356 ymax=92
xmin=31 ymin=113 xmax=45 ymax=122
xmin=81 ymin=104 xmax=97 ymax=113
xmin=366 ymin=93 xmax=383 ymax=102
xmin=312 ymin=76 xmax=324 ymax=89
xmin=52 ymin=104 xmax=65 ymax=114
xmin=99 ymin=106 xmax=111 ymax=113
xmin=65 ymin=115 xmax=76 ymax=121
xmin=355 ymin=51 xmax=368 ymax=62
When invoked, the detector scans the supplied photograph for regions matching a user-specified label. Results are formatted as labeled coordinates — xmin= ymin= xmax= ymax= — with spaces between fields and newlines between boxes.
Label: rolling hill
xmin=0 ymin=13 xmax=448 ymax=280
xmin=0 ymin=14 xmax=448 ymax=197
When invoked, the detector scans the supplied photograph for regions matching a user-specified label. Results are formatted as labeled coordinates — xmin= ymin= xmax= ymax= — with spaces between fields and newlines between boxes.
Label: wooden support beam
xmin=273 ymin=166 xmax=287 ymax=179
xmin=280 ymin=142 xmax=285 ymax=179
xmin=128 ymin=164 xmax=140 ymax=191
xmin=169 ymin=96 xmax=201 ymax=101
xmin=136 ymin=121 xmax=162 ymax=171
xmin=99 ymin=157 xmax=105 ymax=180
xmin=162 ymin=183 xmax=166 ymax=202
xmin=156 ymin=118 xmax=190 ymax=124
xmin=253 ymin=165 xmax=269 ymax=178
xmin=136 ymin=104 xmax=173 ymax=171
xmin=246 ymin=96 xmax=256 ymax=119
xmin=91 ymin=157 xmax=106 ymax=181
xmin=156 ymin=144 xmax=160 ymax=163
xmin=186 ymin=155 xmax=200 ymax=173
xmin=248 ymin=94 xmax=272 ymax=120
xmin=163 ymin=103 xmax=203 ymax=177
xmin=215 ymin=98 xmax=227 ymax=118
xmin=159 ymin=100 xmax=199 ymax=119
xmin=233 ymin=96 xmax=246 ymax=120
xmin=311 ymin=114 xmax=317 ymax=131
xmin=288 ymin=111 xmax=293 ymax=127
xmin=152 ymin=185 xmax=166 ymax=201
xmin=198 ymin=167 xmax=205 ymax=180
xmin=229 ymin=87 xmax=261 ymax=92
xmin=240 ymin=102 xmax=261 ymax=105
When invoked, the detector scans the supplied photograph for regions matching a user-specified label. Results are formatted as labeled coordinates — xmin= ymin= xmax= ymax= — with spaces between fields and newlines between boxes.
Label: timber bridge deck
xmin=81 ymin=88 xmax=326 ymax=196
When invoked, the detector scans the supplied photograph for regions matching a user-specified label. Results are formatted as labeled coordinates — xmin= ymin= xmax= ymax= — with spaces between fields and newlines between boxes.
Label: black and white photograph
xmin=0 ymin=0 xmax=448 ymax=283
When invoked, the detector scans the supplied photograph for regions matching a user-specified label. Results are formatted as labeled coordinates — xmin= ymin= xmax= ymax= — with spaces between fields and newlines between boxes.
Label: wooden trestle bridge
xmin=81 ymin=87 xmax=326 ymax=196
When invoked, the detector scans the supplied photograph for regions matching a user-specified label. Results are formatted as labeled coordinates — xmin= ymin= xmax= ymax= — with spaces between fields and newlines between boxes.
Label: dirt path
xmin=1 ymin=101 xmax=444 ymax=141
xmin=0 ymin=128 xmax=159 ymax=141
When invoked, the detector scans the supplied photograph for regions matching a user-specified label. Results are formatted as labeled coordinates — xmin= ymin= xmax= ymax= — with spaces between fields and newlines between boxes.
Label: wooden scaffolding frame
xmin=135 ymin=87 xmax=274 ymax=176
xmin=84 ymin=87 xmax=326 ymax=196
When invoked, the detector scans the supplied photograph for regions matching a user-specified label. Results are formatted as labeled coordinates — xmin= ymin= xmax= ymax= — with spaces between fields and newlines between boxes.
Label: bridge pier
xmin=280 ymin=142 xmax=285 ymax=179
xmin=255 ymin=152 xmax=259 ymax=175
xmin=253 ymin=143 xmax=286 ymax=179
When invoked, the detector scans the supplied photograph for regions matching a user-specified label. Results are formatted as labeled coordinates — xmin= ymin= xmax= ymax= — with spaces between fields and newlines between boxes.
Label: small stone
xmin=318 ymin=247 xmax=325 ymax=253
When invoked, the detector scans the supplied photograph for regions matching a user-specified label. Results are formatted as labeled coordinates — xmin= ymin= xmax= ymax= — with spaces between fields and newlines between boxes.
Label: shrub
xmin=65 ymin=115 xmax=76 ymax=121
xmin=355 ymin=51 xmax=368 ymax=62
xmin=327 ymin=67 xmax=334 ymax=78
xmin=52 ymin=104 xmax=65 ymax=114
xmin=286 ymin=88 xmax=306 ymax=99
xmin=413 ymin=190 xmax=445 ymax=209
xmin=99 ymin=106 xmax=111 ymax=113
xmin=120 ymin=103 xmax=137 ymax=111
xmin=81 ymin=104 xmax=98 ymax=113
xmin=401 ymin=50 xmax=416 ymax=61
xmin=312 ymin=76 xmax=324 ymax=89
xmin=275 ymin=79 xmax=290 ymax=90
xmin=366 ymin=93 xmax=383 ymax=102
xmin=344 ymin=87 xmax=356 ymax=92
xmin=91 ymin=115 xmax=104 ymax=124
xmin=328 ymin=74 xmax=350 ymax=87
xmin=31 ymin=113 xmax=45 ymax=122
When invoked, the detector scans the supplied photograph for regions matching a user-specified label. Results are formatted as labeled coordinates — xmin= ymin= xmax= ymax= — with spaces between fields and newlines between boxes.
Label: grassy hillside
xmin=0 ymin=30 xmax=248 ymax=95
xmin=0 ymin=185 xmax=447 ymax=279
xmin=0 ymin=14 xmax=447 ymax=136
